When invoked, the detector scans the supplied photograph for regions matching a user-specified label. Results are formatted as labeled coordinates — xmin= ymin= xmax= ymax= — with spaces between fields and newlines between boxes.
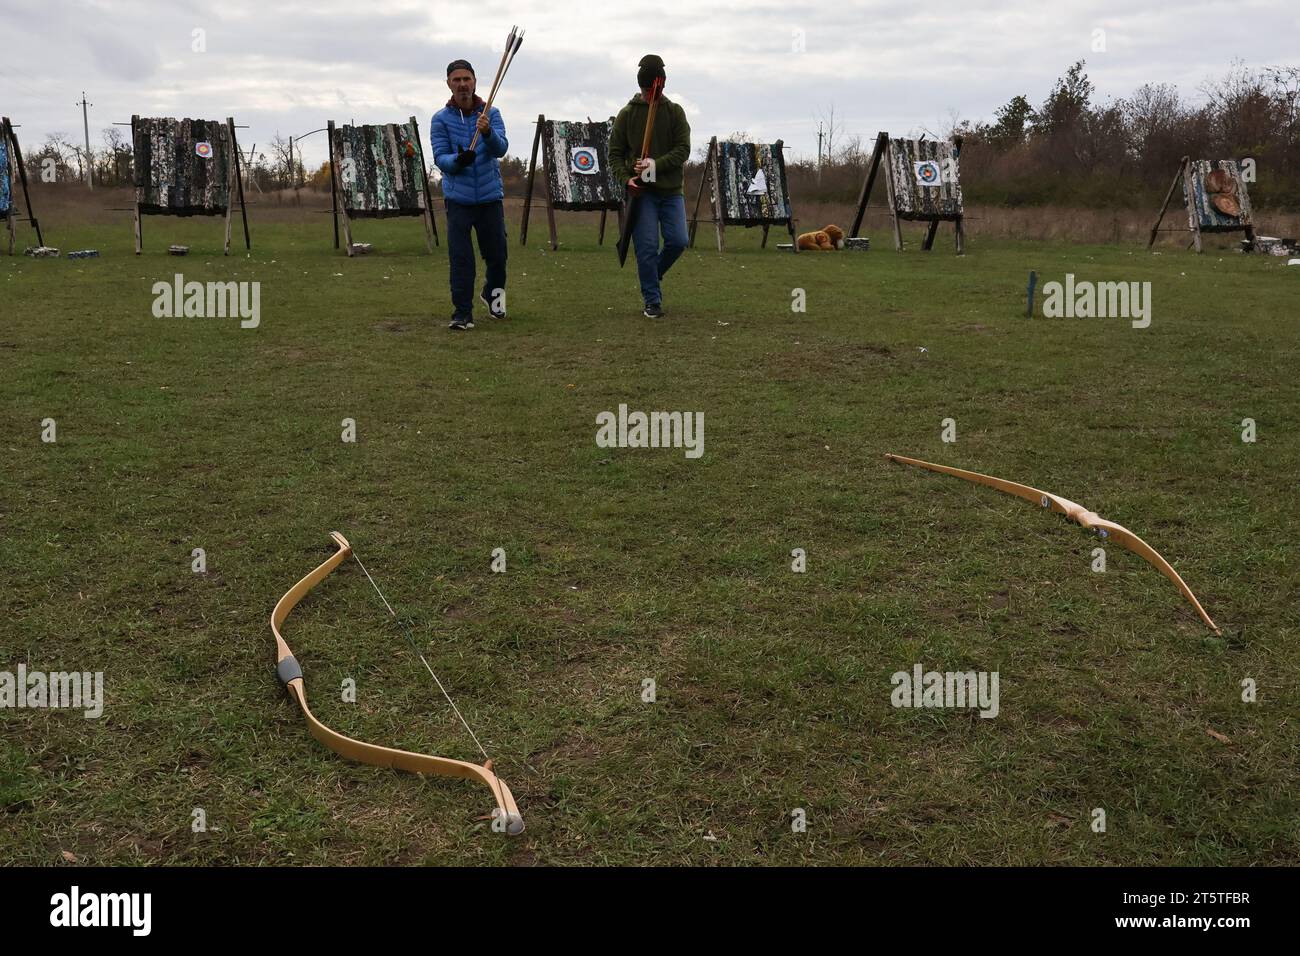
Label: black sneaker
xmin=480 ymin=292 xmax=507 ymax=319
xmin=643 ymin=303 xmax=664 ymax=318
xmin=448 ymin=318 xmax=470 ymax=331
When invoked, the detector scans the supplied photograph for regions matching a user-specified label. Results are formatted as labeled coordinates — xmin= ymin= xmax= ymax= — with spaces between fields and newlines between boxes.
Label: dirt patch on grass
xmin=763 ymin=342 xmax=894 ymax=379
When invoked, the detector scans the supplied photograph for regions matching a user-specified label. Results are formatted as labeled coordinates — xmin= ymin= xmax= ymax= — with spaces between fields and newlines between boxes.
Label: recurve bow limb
xmin=271 ymin=531 xmax=525 ymax=835
xmin=885 ymin=454 xmax=1221 ymax=634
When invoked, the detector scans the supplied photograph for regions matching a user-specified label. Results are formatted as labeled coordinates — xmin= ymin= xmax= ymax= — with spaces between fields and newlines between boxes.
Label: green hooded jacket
xmin=609 ymin=92 xmax=691 ymax=195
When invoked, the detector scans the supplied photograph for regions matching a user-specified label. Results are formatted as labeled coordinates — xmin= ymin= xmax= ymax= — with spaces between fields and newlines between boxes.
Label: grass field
xmin=2 ymin=212 xmax=1297 ymax=865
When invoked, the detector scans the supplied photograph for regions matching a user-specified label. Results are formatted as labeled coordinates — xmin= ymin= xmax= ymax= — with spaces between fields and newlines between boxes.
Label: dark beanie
xmin=447 ymin=59 xmax=474 ymax=77
xmin=637 ymin=54 xmax=665 ymax=90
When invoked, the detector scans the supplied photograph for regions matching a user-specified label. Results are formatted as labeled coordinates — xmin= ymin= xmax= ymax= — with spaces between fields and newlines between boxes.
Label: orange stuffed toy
xmin=797 ymin=230 xmax=835 ymax=251
xmin=796 ymin=225 xmax=846 ymax=251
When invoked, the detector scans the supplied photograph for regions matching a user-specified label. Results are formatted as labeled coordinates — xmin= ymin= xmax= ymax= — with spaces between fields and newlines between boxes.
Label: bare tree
xmin=268 ymin=134 xmax=294 ymax=188
xmin=816 ymin=104 xmax=844 ymax=163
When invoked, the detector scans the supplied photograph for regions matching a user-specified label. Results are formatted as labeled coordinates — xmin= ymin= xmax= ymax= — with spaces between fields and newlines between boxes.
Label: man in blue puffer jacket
xmin=431 ymin=58 xmax=510 ymax=330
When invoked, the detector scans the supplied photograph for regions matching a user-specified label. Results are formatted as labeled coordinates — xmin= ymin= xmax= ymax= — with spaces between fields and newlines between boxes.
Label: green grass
xmin=2 ymin=216 xmax=1297 ymax=865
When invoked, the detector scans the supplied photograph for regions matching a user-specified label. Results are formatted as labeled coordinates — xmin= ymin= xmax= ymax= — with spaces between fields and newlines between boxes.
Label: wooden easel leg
xmin=881 ymin=140 xmax=902 ymax=251
xmin=954 ymin=216 xmax=965 ymax=255
xmin=688 ymin=151 xmax=709 ymax=248
xmin=851 ymin=131 xmax=888 ymax=238
xmin=922 ymin=220 xmax=938 ymax=251
xmin=545 ymin=182 xmax=558 ymax=251
xmin=598 ymin=208 xmax=608 ymax=245
xmin=6 ymin=211 xmax=14 ymax=255
xmin=224 ymin=202 xmax=233 ymax=256
xmin=787 ymin=217 xmax=799 ymax=254
xmin=1148 ymin=158 xmax=1186 ymax=249
xmin=1244 ymin=225 xmax=1256 ymax=251
xmin=520 ymin=115 xmax=543 ymax=247
xmin=710 ymin=137 xmax=725 ymax=252
xmin=422 ymin=205 xmax=435 ymax=253
xmin=328 ymin=121 xmax=340 ymax=249
xmin=1181 ymin=159 xmax=1203 ymax=253
xmin=134 ymin=203 xmax=142 ymax=255
xmin=228 ymin=118 xmax=250 ymax=251
xmin=340 ymin=206 xmax=355 ymax=256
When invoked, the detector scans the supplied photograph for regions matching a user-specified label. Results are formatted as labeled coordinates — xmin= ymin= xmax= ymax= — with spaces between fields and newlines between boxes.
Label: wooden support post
xmin=520 ymin=115 xmax=543 ymax=246
xmin=410 ymin=116 xmax=439 ymax=249
xmin=598 ymin=208 xmax=608 ymax=244
xmin=5 ymin=117 xmax=42 ymax=247
xmin=850 ymin=131 xmax=889 ymax=238
xmin=881 ymin=139 xmax=902 ymax=251
xmin=1148 ymin=157 xmax=1187 ymax=249
xmin=761 ymin=224 xmax=770 ymax=248
xmin=708 ymin=137 xmax=725 ymax=252
xmin=132 ymin=115 xmax=142 ymax=254
xmin=786 ymin=216 xmax=798 ymax=253
xmin=228 ymin=117 xmax=250 ymax=251
xmin=687 ymin=137 xmax=712 ymax=248
xmin=1181 ymin=157 xmax=1203 ymax=253
xmin=922 ymin=220 xmax=939 ymax=251
xmin=544 ymin=168 xmax=558 ymax=251
xmin=409 ymin=118 xmax=434 ymax=254
xmin=222 ymin=161 xmax=234 ymax=257
xmin=337 ymin=178 xmax=355 ymax=256
xmin=327 ymin=121 xmax=340 ymax=249
xmin=954 ymin=215 xmax=965 ymax=255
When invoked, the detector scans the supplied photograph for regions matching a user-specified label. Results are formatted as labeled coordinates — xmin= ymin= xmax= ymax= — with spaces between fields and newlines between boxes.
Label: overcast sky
xmin=2 ymin=0 xmax=1296 ymax=171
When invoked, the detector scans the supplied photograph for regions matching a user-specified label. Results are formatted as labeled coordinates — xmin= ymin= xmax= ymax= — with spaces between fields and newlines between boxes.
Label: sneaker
xmin=448 ymin=318 xmax=470 ymax=331
xmin=480 ymin=293 xmax=507 ymax=319
xmin=643 ymin=303 xmax=664 ymax=318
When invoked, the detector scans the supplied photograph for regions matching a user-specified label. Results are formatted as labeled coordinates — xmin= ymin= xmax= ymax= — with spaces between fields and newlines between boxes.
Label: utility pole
xmin=77 ymin=91 xmax=94 ymax=189
xmin=816 ymin=123 xmax=824 ymax=182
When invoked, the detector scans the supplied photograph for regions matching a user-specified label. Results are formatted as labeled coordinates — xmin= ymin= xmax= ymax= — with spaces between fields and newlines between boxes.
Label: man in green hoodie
xmin=609 ymin=54 xmax=691 ymax=318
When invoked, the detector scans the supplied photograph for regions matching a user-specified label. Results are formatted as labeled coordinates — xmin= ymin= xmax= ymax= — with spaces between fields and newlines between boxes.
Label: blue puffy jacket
xmin=430 ymin=96 xmax=508 ymax=205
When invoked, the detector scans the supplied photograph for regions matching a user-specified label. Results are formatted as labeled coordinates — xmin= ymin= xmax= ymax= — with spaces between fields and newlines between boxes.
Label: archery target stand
xmin=1147 ymin=156 xmax=1256 ymax=253
xmin=327 ymin=117 xmax=438 ymax=257
xmin=130 ymin=115 xmax=250 ymax=254
xmin=688 ymin=136 xmax=799 ymax=252
xmin=850 ymin=131 xmax=965 ymax=254
xmin=520 ymin=115 xmax=624 ymax=249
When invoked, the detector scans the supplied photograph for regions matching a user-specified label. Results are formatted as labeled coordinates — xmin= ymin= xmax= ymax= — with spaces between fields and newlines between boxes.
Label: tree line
xmin=23 ymin=61 xmax=1299 ymax=210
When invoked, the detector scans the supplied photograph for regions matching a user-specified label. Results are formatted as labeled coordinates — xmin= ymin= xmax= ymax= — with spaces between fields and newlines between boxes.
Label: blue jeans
xmin=631 ymin=191 xmax=688 ymax=307
xmin=445 ymin=199 xmax=507 ymax=320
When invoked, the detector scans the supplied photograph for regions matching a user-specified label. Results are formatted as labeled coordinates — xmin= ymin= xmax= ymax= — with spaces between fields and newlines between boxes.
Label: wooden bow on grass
xmin=466 ymin=25 xmax=525 ymax=153
xmin=616 ymin=75 xmax=664 ymax=267
xmin=271 ymin=531 xmax=524 ymax=834
xmin=885 ymin=454 xmax=1221 ymax=633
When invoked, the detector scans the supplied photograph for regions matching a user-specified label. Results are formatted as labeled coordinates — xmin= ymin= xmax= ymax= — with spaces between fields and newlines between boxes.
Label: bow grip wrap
xmin=277 ymin=654 xmax=303 ymax=685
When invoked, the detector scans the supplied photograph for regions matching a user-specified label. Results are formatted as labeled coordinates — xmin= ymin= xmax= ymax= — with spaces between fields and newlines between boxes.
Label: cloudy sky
xmin=2 ymin=0 xmax=1296 ymax=171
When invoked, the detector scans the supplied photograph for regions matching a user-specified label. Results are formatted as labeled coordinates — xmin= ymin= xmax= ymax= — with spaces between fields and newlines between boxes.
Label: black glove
xmin=455 ymin=149 xmax=476 ymax=168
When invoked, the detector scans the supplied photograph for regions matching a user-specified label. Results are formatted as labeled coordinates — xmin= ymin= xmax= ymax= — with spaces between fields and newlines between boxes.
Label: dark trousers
xmin=445 ymin=199 xmax=507 ymax=320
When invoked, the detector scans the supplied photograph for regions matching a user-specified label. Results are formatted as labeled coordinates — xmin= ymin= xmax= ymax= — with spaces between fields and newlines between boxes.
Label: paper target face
xmin=570 ymin=146 xmax=599 ymax=175
xmin=914 ymin=160 xmax=941 ymax=185
xmin=195 ymin=141 xmax=214 ymax=159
